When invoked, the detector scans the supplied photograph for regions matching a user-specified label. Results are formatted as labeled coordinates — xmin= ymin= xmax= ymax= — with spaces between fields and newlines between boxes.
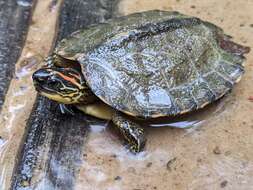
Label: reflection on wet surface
xmin=15 ymin=56 xmax=42 ymax=79
xmin=1 ymin=0 xmax=253 ymax=189
xmin=149 ymin=120 xmax=203 ymax=129
xmin=0 ymin=0 xmax=62 ymax=189
xmin=73 ymin=96 xmax=253 ymax=190
xmin=16 ymin=0 xmax=33 ymax=7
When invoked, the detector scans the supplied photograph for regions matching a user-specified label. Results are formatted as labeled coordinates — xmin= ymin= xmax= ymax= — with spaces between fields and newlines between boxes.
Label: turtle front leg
xmin=112 ymin=112 xmax=146 ymax=153
xmin=76 ymin=103 xmax=146 ymax=153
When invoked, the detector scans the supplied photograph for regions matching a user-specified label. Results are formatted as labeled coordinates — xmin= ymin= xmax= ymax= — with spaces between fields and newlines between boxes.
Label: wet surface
xmin=93 ymin=1 xmax=253 ymax=189
xmin=0 ymin=0 xmax=62 ymax=189
xmin=11 ymin=96 xmax=89 ymax=190
xmin=0 ymin=0 xmax=34 ymax=109
xmin=11 ymin=0 xmax=118 ymax=189
xmin=0 ymin=0 xmax=253 ymax=190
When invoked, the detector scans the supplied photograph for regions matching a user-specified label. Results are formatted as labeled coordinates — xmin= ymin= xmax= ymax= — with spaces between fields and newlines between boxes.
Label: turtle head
xmin=32 ymin=67 xmax=87 ymax=104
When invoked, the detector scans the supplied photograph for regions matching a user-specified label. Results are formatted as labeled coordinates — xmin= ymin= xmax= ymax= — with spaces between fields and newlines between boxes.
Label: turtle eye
xmin=50 ymin=75 xmax=57 ymax=82
xmin=47 ymin=75 xmax=62 ymax=88
xmin=48 ymin=78 xmax=58 ymax=86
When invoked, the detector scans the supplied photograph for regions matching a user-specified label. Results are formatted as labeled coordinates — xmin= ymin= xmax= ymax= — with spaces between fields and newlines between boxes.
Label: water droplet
xmin=90 ymin=124 xmax=107 ymax=133
xmin=16 ymin=56 xmax=41 ymax=78
xmin=149 ymin=120 xmax=203 ymax=129
xmin=16 ymin=0 xmax=32 ymax=7
xmin=0 ymin=137 xmax=5 ymax=147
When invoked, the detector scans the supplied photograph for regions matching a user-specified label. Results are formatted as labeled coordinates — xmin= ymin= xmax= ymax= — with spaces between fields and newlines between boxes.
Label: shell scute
xmin=203 ymin=72 xmax=233 ymax=99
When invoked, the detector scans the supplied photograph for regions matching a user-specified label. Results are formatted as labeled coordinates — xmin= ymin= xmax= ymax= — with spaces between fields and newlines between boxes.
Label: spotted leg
xmin=112 ymin=112 xmax=146 ymax=153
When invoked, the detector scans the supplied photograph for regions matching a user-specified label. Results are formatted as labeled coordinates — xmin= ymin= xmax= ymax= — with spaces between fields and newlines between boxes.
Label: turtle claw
xmin=127 ymin=138 xmax=146 ymax=154
xmin=59 ymin=104 xmax=75 ymax=115
xmin=129 ymin=144 xmax=141 ymax=154
xmin=129 ymin=129 xmax=146 ymax=153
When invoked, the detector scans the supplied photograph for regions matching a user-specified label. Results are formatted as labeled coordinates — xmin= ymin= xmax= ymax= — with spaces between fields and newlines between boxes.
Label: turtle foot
xmin=59 ymin=104 xmax=75 ymax=115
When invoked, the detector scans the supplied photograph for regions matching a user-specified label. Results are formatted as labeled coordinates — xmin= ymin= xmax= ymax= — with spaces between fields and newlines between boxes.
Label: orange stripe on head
xmin=56 ymin=71 xmax=82 ymax=89
xmin=69 ymin=72 xmax=82 ymax=80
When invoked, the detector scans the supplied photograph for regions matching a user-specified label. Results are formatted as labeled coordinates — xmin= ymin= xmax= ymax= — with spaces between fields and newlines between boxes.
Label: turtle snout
xmin=32 ymin=69 xmax=51 ymax=84
xmin=32 ymin=68 xmax=62 ymax=94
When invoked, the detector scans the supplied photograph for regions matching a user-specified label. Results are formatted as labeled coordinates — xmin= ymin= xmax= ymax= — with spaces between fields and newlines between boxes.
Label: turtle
xmin=32 ymin=10 xmax=250 ymax=153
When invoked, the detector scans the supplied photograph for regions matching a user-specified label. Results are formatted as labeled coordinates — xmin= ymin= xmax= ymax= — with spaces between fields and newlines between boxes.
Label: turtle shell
xmin=57 ymin=10 xmax=250 ymax=118
xmin=56 ymin=10 xmax=191 ymax=59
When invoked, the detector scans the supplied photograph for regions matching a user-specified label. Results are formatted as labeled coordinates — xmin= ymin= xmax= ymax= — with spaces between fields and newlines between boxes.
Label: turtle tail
xmin=218 ymin=34 xmax=250 ymax=58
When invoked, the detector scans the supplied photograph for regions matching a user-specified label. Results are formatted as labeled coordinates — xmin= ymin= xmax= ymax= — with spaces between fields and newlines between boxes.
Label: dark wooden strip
xmin=11 ymin=96 xmax=90 ymax=189
xmin=118 ymin=17 xmax=201 ymax=48
xmin=11 ymin=0 xmax=118 ymax=189
xmin=0 ymin=0 xmax=35 ymax=109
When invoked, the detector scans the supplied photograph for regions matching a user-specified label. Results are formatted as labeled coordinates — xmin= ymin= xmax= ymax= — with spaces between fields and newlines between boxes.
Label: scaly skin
xmin=32 ymin=56 xmax=146 ymax=153
xmin=112 ymin=112 xmax=146 ymax=153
